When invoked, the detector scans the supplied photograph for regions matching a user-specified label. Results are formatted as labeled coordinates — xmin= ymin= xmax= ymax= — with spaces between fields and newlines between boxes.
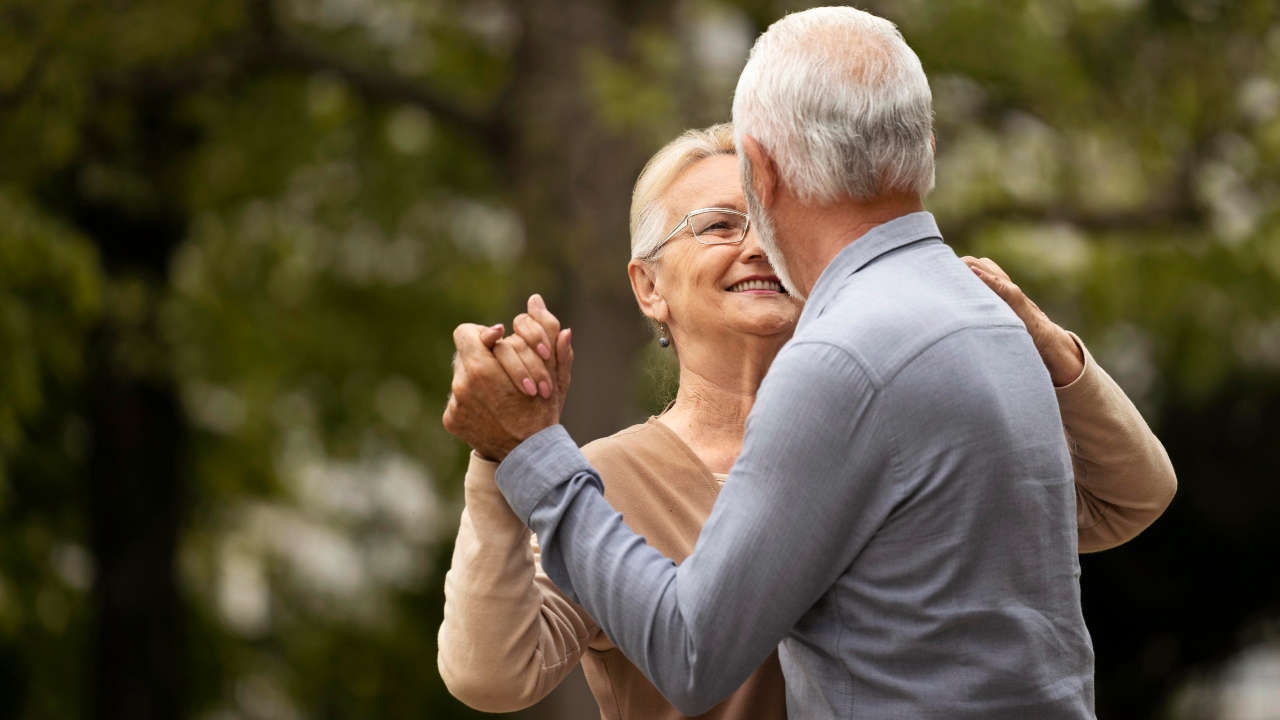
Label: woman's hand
xmin=962 ymin=256 xmax=1085 ymax=387
xmin=490 ymin=295 xmax=573 ymax=407
xmin=442 ymin=295 xmax=574 ymax=461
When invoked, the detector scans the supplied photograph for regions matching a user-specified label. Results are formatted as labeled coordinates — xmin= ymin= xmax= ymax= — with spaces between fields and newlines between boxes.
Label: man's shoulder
xmin=796 ymin=243 xmax=1025 ymax=385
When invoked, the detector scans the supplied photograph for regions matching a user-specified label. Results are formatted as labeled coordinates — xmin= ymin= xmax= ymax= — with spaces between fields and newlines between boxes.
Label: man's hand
xmin=962 ymin=256 xmax=1085 ymax=387
xmin=442 ymin=295 xmax=573 ymax=461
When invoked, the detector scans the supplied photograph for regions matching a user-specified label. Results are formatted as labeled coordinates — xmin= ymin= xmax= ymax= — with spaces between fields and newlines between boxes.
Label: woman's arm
xmin=964 ymin=257 xmax=1177 ymax=553
xmin=437 ymin=453 xmax=600 ymax=711
xmin=1054 ymin=334 xmax=1177 ymax=552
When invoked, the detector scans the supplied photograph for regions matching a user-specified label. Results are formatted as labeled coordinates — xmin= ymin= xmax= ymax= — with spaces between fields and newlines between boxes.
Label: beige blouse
xmin=437 ymin=336 xmax=1177 ymax=718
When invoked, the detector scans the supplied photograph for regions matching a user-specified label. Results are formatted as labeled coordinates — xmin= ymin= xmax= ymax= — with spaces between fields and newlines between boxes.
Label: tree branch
xmin=264 ymin=40 xmax=506 ymax=149
xmin=0 ymin=46 xmax=51 ymax=114
xmin=941 ymin=201 xmax=1205 ymax=240
xmin=91 ymin=0 xmax=509 ymax=154
xmin=248 ymin=0 xmax=507 ymax=152
xmin=943 ymin=147 xmax=1208 ymax=241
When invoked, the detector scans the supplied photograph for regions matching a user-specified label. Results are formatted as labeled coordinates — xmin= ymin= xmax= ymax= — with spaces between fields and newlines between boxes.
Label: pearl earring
xmin=658 ymin=324 xmax=671 ymax=348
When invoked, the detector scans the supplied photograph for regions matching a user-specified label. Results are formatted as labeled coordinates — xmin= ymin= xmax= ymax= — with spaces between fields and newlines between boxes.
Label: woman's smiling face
xmin=631 ymin=153 xmax=801 ymax=348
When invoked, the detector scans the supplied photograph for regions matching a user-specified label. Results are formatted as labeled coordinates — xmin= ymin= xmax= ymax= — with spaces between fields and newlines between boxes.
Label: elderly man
xmin=445 ymin=7 xmax=1095 ymax=719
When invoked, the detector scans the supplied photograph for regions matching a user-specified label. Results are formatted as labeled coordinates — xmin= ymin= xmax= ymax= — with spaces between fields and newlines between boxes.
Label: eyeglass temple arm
xmin=660 ymin=217 xmax=690 ymax=244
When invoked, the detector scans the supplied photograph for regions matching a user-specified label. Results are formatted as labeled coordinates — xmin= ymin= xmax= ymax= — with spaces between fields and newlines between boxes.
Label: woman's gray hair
xmin=732 ymin=7 xmax=935 ymax=204
xmin=629 ymin=124 xmax=737 ymax=262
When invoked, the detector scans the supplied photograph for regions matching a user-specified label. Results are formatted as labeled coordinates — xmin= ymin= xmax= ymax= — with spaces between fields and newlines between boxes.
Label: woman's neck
xmin=659 ymin=333 xmax=786 ymax=474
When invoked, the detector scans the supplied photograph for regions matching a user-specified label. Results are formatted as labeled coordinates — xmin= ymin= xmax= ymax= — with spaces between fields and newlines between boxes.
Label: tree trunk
xmin=501 ymin=1 xmax=677 ymax=717
xmin=65 ymin=88 xmax=192 ymax=720
xmin=87 ymin=366 xmax=186 ymax=720
xmin=505 ymin=0 xmax=676 ymax=438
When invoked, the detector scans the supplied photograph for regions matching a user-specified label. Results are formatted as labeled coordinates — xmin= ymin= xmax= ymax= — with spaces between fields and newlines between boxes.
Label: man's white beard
xmin=743 ymin=177 xmax=806 ymax=301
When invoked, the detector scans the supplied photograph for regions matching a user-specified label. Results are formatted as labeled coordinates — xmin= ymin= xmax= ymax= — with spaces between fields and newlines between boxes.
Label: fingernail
xmin=537 ymin=343 xmax=550 ymax=360
xmin=491 ymin=323 xmax=504 ymax=333
xmin=538 ymin=381 xmax=551 ymax=399
xmin=564 ymin=328 xmax=572 ymax=343
xmin=522 ymin=378 xmax=536 ymax=395
xmin=970 ymin=266 xmax=982 ymax=275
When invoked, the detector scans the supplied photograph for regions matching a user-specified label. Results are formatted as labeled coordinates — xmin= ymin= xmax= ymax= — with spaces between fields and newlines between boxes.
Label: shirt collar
xmin=800 ymin=211 xmax=943 ymax=320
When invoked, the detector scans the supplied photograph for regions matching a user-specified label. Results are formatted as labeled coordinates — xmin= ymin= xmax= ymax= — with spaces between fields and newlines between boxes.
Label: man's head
xmin=732 ymin=7 xmax=934 ymax=299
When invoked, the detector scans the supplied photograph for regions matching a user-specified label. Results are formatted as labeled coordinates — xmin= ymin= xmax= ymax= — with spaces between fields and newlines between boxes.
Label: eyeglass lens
xmin=688 ymin=211 xmax=748 ymax=244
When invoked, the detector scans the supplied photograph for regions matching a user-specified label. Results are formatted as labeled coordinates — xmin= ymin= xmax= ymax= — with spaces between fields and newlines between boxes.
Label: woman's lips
xmin=726 ymin=278 xmax=785 ymax=293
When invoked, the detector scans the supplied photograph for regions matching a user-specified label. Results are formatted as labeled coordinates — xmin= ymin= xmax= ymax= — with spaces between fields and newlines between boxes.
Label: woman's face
xmin=632 ymin=154 xmax=801 ymax=348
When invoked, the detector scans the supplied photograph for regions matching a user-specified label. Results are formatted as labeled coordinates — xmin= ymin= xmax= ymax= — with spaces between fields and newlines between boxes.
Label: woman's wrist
xmin=1037 ymin=326 xmax=1086 ymax=387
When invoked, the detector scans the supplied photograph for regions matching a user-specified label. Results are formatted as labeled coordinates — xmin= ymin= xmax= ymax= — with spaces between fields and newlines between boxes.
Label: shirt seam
xmin=534 ymin=644 xmax=578 ymax=679
xmin=772 ymin=340 xmax=902 ymax=718
xmin=846 ymin=384 xmax=912 ymax=718
xmin=1066 ymin=432 xmax=1103 ymax=531
xmin=781 ymin=339 xmax=882 ymax=388
xmin=791 ymin=322 xmax=1028 ymax=396
xmin=599 ymin=649 xmax=627 ymax=720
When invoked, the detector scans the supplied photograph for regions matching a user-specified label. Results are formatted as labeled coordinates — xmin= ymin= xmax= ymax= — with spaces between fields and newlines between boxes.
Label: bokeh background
xmin=1 ymin=0 xmax=1279 ymax=718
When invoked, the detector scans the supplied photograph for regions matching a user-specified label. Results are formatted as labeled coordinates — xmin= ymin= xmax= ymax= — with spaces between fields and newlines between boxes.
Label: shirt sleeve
xmin=437 ymin=453 xmax=601 ymax=712
xmin=495 ymin=342 xmax=897 ymax=715
xmin=1055 ymin=334 xmax=1178 ymax=553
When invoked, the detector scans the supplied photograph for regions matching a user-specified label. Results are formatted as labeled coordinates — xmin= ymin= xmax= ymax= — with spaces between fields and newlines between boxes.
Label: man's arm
xmin=494 ymin=342 xmax=898 ymax=715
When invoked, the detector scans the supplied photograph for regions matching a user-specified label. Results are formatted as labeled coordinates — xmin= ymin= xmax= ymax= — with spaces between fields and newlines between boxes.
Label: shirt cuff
xmin=494 ymin=425 xmax=594 ymax=524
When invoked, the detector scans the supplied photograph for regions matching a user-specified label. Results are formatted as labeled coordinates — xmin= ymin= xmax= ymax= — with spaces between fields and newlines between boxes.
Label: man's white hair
xmin=732 ymin=6 xmax=935 ymax=203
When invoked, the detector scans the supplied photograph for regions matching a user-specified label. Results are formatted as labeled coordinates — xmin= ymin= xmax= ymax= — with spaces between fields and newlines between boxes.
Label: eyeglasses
xmin=660 ymin=208 xmax=751 ymax=248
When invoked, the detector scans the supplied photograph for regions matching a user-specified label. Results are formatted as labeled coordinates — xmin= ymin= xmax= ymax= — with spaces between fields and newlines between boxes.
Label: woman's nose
xmin=740 ymin=226 xmax=766 ymax=260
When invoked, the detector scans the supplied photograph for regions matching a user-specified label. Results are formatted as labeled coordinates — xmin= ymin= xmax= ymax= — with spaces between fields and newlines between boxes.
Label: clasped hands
xmin=442 ymin=294 xmax=574 ymax=461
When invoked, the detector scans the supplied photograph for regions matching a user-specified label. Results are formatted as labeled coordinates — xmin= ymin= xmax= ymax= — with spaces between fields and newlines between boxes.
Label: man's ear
xmin=628 ymin=259 xmax=668 ymax=323
xmin=741 ymin=134 xmax=778 ymax=209
xmin=930 ymin=132 xmax=936 ymax=155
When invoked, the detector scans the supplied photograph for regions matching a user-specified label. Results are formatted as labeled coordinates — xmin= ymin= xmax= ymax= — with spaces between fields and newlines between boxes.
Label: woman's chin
xmin=723 ymin=316 xmax=798 ymax=339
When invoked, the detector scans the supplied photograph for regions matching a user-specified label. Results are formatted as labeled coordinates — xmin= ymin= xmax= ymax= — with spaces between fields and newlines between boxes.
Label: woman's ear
xmin=628 ymin=259 xmax=668 ymax=323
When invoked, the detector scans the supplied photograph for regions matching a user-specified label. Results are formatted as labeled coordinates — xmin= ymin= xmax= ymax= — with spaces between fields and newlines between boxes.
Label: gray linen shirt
xmin=496 ymin=212 xmax=1095 ymax=718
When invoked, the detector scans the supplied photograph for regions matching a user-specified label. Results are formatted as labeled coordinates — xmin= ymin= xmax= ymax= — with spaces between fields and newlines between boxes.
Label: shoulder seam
xmin=783 ymin=339 xmax=882 ymax=388
xmin=880 ymin=323 xmax=1026 ymax=391
xmin=580 ymin=423 xmax=652 ymax=458
xmin=791 ymin=323 xmax=1026 ymax=392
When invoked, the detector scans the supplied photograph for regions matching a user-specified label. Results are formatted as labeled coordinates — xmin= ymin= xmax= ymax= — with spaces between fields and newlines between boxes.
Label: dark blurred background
xmin=1 ymin=0 xmax=1278 ymax=718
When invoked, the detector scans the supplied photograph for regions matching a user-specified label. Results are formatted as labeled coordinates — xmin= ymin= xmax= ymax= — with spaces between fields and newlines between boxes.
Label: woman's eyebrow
xmin=703 ymin=198 xmax=746 ymax=211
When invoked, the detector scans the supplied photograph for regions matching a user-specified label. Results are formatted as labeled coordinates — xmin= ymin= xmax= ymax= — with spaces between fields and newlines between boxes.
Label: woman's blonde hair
xmin=629 ymin=123 xmax=736 ymax=262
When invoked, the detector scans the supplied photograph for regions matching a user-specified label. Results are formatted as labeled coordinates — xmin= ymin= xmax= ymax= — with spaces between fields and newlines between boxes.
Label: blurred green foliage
xmin=0 ymin=189 xmax=99 ymax=719
xmin=0 ymin=0 xmax=1278 ymax=719
xmin=0 ymin=191 xmax=100 ymax=476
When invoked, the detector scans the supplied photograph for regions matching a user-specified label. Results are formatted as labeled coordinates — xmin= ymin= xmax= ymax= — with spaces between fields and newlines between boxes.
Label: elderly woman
xmin=437 ymin=124 xmax=1176 ymax=719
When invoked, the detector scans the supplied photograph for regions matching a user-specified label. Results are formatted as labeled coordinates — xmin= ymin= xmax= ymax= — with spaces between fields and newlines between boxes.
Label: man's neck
xmin=781 ymin=192 xmax=925 ymax=297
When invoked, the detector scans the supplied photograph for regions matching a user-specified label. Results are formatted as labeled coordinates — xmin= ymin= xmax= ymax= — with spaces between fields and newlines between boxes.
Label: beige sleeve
xmin=437 ymin=453 xmax=601 ymax=712
xmin=1056 ymin=334 xmax=1178 ymax=553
